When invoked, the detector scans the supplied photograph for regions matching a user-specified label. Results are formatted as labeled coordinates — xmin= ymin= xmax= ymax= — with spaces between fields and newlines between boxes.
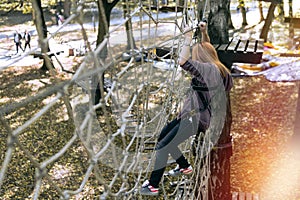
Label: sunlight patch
xmin=261 ymin=151 xmax=300 ymax=199
xmin=25 ymin=79 xmax=50 ymax=91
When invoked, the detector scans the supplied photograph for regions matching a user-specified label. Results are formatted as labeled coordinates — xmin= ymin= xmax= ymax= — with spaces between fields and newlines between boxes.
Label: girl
xmin=140 ymin=21 xmax=233 ymax=196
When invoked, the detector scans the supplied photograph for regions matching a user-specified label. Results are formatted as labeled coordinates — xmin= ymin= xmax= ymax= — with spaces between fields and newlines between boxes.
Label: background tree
xmin=96 ymin=0 xmax=120 ymax=59
xmin=258 ymin=1 xmax=265 ymax=22
xmin=94 ymin=0 xmax=120 ymax=105
xmin=238 ymin=0 xmax=248 ymax=26
xmin=277 ymin=1 xmax=284 ymax=18
xmin=288 ymin=0 xmax=293 ymax=17
xmin=207 ymin=0 xmax=229 ymax=44
xmin=123 ymin=0 xmax=136 ymax=51
xmin=31 ymin=0 xmax=54 ymax=71
xmin=178 ymin=0 xmax=184 ymax=7
xmin=259 ymin=1 xmax=280 ymax=42
xmin=288 ymin=0 xmax=293 ymax=43
xmin=63 ymin=0 xmax=71 ymax=17
xmin=227 ymin=1 xmax=235 ymax=29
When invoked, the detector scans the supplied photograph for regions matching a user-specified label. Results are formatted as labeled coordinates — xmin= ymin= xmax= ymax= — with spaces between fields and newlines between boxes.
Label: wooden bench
xmin=150 ymin=5 xmax=184 ymax=12
xmin=284 ymin=17 xmax=300 ymax=28
xmin=151 ymin=38 xmax=264 ymax=69
xmin=214 ymin=38 xmax=264 ymax=69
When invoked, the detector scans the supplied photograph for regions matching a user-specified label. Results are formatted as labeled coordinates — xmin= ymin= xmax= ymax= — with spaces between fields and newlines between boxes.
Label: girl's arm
xmin=178 ymin=27 xmax=193 ymax=66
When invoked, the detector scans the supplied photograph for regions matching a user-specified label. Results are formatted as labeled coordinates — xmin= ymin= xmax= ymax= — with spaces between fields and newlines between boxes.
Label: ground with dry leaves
xmin=231 ymin=76 xmax=300 ymax=199
xmin=1 ymin=10 xmax=300 ymax=200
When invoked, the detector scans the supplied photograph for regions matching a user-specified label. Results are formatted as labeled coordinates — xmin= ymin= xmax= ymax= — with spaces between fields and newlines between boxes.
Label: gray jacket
xmin=178 ymin=59 xmax=233 ymax=131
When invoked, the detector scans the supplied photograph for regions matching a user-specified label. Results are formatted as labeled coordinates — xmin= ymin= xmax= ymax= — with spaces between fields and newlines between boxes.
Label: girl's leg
xmin=157 ymin=118 xmax=180 ymax=142
xmin=148 ymin=148 xmax=168 ymax=188
xmin=168 ymin=118 xmax=196 ymax=168
xmin=148 ymin=118 xmax=181 ymax=187
xmin=149 ymin=118 xmax=195 ymax=187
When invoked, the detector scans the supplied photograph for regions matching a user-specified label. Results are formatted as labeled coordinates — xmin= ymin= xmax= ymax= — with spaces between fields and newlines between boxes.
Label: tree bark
xmin=228 ymin=1 xmax=235 ymax=30
xmin=258 ymin=1 xmax=265 ymax=22
xmin=277 ymin=2 xmax=284 ymax=18
xmin=94 ymin=0 xmax=120 ymax=105
xmin=96 ymin=0 xmax=120 ymax=58
xmin=260 ymin=2 xmax=277 ymax=42
xmin=289 ymin=0 xmax=293 ymax=17
xmin=207 ymin=0 xmax=230 ymax=44
xmin=238 ymin=0 xmax=248 ymax=26
xmin=31 ymin=0 xmax=54 ymax=71
xmin=63 ymin=0 xmax=71 ymax=17
xmin=123 ymin=0 xmax=136 ymax=51
xmin=288 ymin=0 xmax=294 ymax=47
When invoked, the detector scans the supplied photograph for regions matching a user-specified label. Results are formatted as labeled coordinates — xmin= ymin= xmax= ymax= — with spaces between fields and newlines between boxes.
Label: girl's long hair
xmin=192 ymin=42 xmax=230 ymax=77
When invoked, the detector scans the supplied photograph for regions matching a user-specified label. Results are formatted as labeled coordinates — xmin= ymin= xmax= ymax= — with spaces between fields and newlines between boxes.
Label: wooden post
xmin=207 ymin=93 xmax=232 ymax=200
xmin=292 ymin=85 xmax=300 ymax=144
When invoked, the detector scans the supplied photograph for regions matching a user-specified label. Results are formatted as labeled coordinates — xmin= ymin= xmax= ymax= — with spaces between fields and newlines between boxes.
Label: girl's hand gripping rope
xmin=199 ymin=21 xmax=208 ymax=33
xmin=179 ymin=26 xmax=193 ymax=65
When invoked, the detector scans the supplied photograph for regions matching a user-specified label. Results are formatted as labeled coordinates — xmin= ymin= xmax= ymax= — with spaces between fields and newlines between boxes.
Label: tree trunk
xmin=97 ymin=0 xmax=110 ymax=60
xmin=96 ymin=0 xmax=120 ymax=58
xmin=260 ymin=2 xmax=277 ymax=42
xmin=238 ymin=0 xmax=248 ymax=26
xmin=289 ymin=0 xmax=293 ymax=17
xmin=197 ymin=0 xmax=204 ymax=21
xmin=94 ymin=0 xmax=119 ymax=105
xmin=277 ymin=2 xmax=284 ymax=18
xmin=258 ymin=1 xmax=265 ymax=22
xmin=288 ymin=0 xmax=294 ymax=47
xmin=193 ymin=0 xmax=205 ymax=42
xmin=178 ymin=0 xmax=184 ymax=7
xmin=123 ymin=0 xmax=136 ymax=51
xmin=208 ymin=0 xmax=230 ymax=44
xmin=63 ymin=0 xmax=71 ymax=17
xmin=228 ymin=1 xmax=235 ymax=30
xmin=31 ymin=0 xmax=54 ymax=71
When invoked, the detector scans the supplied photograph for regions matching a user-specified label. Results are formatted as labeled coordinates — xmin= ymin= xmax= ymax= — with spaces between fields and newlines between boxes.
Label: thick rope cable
xmin=0 ymin=0 xmax=217 ymax=199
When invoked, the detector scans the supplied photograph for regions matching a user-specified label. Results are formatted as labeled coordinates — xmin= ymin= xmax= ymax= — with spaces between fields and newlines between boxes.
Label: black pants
xmin=149 ymin=117 xmax=202 ymax=188
xmin=24 ymin=42 xmax=31 ymax=51
xmin=15 ymin=42 xmax=23 ymax=53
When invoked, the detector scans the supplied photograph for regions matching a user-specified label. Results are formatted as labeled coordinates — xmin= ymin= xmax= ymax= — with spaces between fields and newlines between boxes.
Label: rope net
xmin=0 ymin=0 xmax=221 ymax=199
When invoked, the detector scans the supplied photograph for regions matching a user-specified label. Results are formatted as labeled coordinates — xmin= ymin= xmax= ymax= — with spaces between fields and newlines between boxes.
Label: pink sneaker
xmin=168 ymin=165 xmax=193 ymax=177
xmin=140 ymin=180 xmax=159 ymax=196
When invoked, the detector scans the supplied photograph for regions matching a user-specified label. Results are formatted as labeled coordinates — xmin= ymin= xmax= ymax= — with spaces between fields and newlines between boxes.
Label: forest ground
xmin=0 ymin=8 xmax=300 ymax=199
